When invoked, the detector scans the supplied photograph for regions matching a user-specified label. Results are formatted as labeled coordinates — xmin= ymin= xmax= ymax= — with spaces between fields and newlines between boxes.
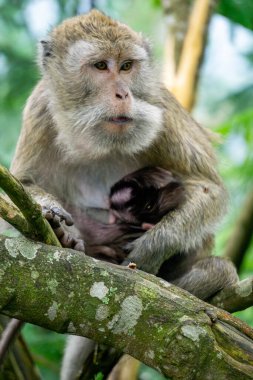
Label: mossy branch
xmin=0 ymin=164 xmax=60 ymax=246
xmin=0 ymin=195 xmax=31 ymax=236
xmin=0 ymin=163 xmax=61 ymax=366
xmin=210 ymin=277 xmax=253 ymax=313
xmin=0 ymin=235 xmax=253 ymax=380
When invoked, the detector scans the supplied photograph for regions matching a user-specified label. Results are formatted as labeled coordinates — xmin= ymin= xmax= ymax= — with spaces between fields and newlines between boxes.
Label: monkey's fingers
xmin=60 ymin=232 xmax=85 ymax=252
xmin=51 ymin=207 xmax=74 ymax=226
xmin=73 ymin=239 xmax=85 ymax=252
xmin=42 ymin=206 xmax=74 ymax=226
xmin=58 ymin=230 xmax=85 ymax=251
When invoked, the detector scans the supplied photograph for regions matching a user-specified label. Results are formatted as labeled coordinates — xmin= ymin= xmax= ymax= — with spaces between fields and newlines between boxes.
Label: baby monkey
xmin=83 ymin=167 xmax=185 ymax=263
xmin=109 ymin=166 xmax=184 ymax=228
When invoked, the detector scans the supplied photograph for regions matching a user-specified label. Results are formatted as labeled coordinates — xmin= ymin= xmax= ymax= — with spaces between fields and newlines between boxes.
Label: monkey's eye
xmin=94 ymin=61 xmax=108 ymax=70
xmin=120 ymin=61 xmax=133 ymax=71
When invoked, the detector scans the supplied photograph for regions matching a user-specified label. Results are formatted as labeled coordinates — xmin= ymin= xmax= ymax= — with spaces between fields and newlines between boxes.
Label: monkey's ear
xmin=143 ymin=38 xmax=151 ymax=53
xmin=38 ymin=38 xmax=53 ymax=70
xmin=139 ymin=34 xmax=152 ymax=58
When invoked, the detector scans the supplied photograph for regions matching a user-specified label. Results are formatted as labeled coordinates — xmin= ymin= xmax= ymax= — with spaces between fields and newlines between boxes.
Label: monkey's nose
xmin=115 ymin=90 xmax=129 ymax=99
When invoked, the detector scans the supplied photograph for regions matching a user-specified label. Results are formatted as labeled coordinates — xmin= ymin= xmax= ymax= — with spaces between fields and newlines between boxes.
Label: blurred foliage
xmin=217 ymin=0 xmax=253 ymax=30
xmin=0 ymin=0 xmax=253 ymax=379
xmin=22 ymin=324 xmax=65 ymax=380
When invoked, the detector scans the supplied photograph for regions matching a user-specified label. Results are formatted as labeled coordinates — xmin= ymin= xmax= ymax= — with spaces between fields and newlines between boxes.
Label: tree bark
xmin=0 ymin=164 xmax=60 ymax=247
xmin=209 ymin=277 xmax=253 ymax=313
xmin=0 ymin=235 xmax=253 ymax=380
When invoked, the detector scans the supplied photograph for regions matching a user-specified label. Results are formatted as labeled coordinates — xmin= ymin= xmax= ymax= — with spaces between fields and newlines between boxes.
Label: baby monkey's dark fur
xmin=109 ymin=166 xmax=184 ymax=226
xmin=83 ymin=167 xmax=185 ymax=263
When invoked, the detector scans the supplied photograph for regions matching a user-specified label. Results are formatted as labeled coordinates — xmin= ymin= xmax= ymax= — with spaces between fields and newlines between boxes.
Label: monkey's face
xmin=109 ymin=177 xmax=159 ymax=225
xmin=110 ymin=185 xmax=161 ymax=225
xmin=109 ymin=185 xmax=140 ymax=225
xmin=39 ymin=11 xmax=163 ymax=161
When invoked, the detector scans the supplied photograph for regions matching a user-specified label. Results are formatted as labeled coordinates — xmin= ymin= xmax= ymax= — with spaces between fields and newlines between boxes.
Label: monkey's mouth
xmin=108 ymin=116 xmax=133 ymax=124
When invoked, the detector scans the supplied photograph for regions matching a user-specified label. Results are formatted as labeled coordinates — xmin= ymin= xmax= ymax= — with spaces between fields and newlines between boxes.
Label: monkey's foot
xmin=42 ymin=206 xmax=85 ymax=251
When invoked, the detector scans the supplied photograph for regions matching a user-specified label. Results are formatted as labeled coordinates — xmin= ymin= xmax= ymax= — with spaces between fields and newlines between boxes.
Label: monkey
xmin=7 ymin=10 xmax=238 ymax=379
xmin=73 ymin=166 xmax=185 ymax=264
xmin=109 ymin=166 xmax=185 ymax=228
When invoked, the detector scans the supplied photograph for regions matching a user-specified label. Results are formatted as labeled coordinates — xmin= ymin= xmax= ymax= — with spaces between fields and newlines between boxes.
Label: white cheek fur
xmin=51 ymin=95 xmax=163 ymax=162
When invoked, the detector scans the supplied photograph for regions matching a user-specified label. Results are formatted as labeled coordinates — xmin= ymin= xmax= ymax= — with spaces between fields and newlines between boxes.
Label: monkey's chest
xmin=77 ymin=182 xmax=110 ymax=223
xmin=71 ymin=161 xmax=142 ymax=222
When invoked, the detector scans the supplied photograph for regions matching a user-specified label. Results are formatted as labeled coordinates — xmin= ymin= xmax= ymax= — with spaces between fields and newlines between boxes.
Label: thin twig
xmin=0 ymin=319 xmax=23 ymax=364
xmin=0 ymin=195 xmax=31 ymax=237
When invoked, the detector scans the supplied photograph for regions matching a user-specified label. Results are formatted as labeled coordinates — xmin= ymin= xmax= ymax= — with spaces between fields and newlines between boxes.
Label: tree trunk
xmin=162 ymin=0 xmax=215 ymax=111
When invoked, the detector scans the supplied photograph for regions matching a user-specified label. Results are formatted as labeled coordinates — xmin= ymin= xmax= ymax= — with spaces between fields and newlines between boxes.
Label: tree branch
xmin=0 ymin=195 xmax=31 ymax=237
xmin=0 ymin=235 xmax=253 ymax=380
xmin=0 ymin=164 xmax=61 ymax=365
xmin=78 ymin=277 xmax=253 ymax=380
xmin=224 ymin=189 xmax=253 ymax=270
xmin=171 ymin=0 xmax=214 ymax=110
xmin=0 ymin=316 xmax=41 ymax=380
xmin=210 ymin=277 xmax=253 ymax=313
xmin=0 ymin=318 xmax=24 ymax=361
xmin=0 ymin=164 xmax=60 ymax=246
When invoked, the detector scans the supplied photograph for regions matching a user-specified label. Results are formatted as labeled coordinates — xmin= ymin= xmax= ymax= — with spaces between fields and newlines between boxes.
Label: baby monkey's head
xmin=109 ymin=167 xmax=185 ymax=228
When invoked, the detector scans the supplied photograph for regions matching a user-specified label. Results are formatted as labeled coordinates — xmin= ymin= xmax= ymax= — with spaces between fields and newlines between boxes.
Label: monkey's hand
xmin=123 ymin=179 xmax=227 ymax=275
xmin=23 ymin=185 xmax=85 ymax=251
xmin=42 ymin=206 xmax=85 ymax=251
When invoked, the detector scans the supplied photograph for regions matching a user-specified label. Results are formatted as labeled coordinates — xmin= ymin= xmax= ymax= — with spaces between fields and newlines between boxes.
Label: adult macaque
xmin=9 ymin=10 xmax=238 ymax=379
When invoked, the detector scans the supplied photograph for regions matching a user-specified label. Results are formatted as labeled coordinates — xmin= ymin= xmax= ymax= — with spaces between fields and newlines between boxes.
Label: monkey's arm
xmin=125 ymin=177 xmax=227 ymax=274
xmin=10 ymin=83 xmax=84 ymax=251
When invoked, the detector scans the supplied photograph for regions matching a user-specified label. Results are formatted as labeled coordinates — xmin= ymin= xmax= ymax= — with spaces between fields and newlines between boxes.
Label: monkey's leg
xmin=165 ymin=256 xmax=238 ymax=300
